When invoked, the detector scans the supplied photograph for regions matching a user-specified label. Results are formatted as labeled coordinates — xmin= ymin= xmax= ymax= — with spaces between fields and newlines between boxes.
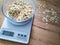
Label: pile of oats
xmin=7 ymin=0 xmax=33 ymax=22
xmin=38 ymin=0 xmax=58 ymax=23
xmin=42 ymin=8 xmax=58 ymax=23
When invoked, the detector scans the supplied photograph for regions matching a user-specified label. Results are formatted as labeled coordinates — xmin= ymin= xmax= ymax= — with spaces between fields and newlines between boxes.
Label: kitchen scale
xmin=0 ymin=17 xmax=33 ymax=44
xmin=0 ymin=0 xmax=36 ymax=44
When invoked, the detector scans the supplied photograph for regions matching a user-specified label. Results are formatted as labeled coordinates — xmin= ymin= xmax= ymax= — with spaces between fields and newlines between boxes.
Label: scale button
xmin=24 ymin=35 xmax=27 ymax=37
xmin=21 ymin=34 xmax=23 ymax=37
xmin=18 ymin=34 xmax=20 ymax=36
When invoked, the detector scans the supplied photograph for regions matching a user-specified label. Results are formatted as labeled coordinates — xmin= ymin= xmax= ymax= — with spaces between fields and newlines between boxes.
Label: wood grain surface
xmin=0 ymin=0 xmax=60 ymax=45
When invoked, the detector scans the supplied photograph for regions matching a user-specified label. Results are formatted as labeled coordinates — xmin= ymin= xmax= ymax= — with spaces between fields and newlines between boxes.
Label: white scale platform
xmin=0 ymin=18 xmax=33 ymax=44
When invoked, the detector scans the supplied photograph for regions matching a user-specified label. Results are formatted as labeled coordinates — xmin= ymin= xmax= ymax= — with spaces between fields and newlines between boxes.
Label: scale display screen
xmin=2 ymin=30 xmax=14 ymax=37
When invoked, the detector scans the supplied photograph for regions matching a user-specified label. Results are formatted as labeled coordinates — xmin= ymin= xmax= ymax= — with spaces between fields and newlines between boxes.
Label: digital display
xmin=2 ymin=30 xmax=14 ymax=37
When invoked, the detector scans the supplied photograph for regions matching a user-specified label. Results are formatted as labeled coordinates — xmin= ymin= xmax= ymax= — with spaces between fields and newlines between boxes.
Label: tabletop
xmin=0 ymin=0 xmax=60 ymax=45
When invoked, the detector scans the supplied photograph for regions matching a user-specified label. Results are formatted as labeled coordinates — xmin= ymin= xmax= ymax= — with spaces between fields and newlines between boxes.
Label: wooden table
xmin=0 ymin=0 xmax=60 ymax=45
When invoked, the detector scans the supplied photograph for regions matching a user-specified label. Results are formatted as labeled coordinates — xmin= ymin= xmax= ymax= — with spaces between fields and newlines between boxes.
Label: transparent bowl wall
xmin=2 ymin=0 xmax=36 ymax=25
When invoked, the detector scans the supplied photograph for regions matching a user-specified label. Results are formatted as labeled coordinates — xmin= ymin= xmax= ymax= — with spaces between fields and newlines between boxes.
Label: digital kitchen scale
xmin=0 ymin=0 xmax=36 ymax=44
xmin=0 ymin=17 xmax=33 ymax=44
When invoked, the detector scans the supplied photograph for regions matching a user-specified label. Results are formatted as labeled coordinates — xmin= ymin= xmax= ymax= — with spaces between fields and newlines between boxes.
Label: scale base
xmin=0 ymin=18 xmax=33 ymax=44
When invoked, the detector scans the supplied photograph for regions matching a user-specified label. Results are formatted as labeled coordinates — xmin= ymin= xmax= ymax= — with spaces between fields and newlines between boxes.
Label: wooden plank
xmin=29 ymin=26 xmax=60 ymax=45
xmin=33 ymin=0 xmax=60 ymax=35
xmin=0 ymin=13 xmax=4 ymax=28
xmin=33 ymin=14 xmax=60 ymax=35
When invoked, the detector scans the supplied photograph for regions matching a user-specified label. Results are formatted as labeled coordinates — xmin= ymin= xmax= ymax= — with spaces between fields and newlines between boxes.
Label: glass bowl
xmin=2 ymin=0 xmax=36 ymax=25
